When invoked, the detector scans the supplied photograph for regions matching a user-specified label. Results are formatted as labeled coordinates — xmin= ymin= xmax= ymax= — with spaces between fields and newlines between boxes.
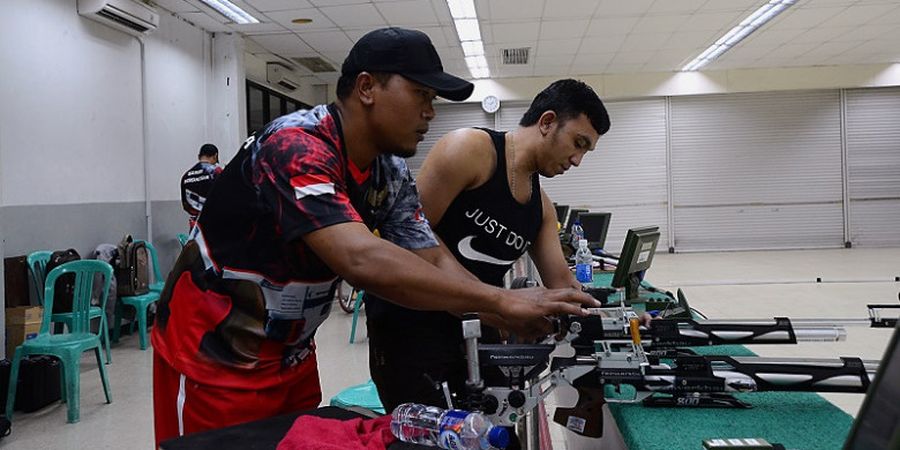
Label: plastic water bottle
xmin=391 ymin=403 xmax=510 ymax=449
xmin=570 ymin=220 xmax=584 ymax=250
xmin=575 ymin=239 xmax=594 ymax=285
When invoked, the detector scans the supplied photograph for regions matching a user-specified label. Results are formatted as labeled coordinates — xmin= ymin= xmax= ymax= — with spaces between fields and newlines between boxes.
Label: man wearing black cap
xmin=180 ymin=143 xmax=221 ymax=229
xmin=151 ymin=27 xmax=597 ymax=445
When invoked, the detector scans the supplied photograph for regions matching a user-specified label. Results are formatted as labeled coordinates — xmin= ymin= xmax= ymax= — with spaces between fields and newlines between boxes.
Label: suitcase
xmin=13 ymin=356 xmax=62 ymax=413
xmin=0 ymin=359 xmax=9 ymax=410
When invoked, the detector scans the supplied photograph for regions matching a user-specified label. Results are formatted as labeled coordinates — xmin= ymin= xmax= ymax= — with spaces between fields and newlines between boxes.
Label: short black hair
xmin=335 ymin=72 xmax=394 ymax=100
xmin=519 ymin=79 xmax=610 ymax=135
xmin=198 ymin=143 xmax=218 ymax=158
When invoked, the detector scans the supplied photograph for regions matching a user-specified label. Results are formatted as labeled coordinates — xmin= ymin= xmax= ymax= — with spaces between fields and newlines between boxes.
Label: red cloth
xmin=277 ymin=415 xmax=397 ymax=450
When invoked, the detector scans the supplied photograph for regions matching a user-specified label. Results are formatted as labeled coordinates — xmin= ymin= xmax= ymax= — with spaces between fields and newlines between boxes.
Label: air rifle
xmin=453 ymin=291 xmax=897 ymax=438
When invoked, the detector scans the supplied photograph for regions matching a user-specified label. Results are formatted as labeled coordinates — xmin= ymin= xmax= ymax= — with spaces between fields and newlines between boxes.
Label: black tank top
xmin=365 ymin=128 xmax=543 ymax=357
xmin=435 ymin=128 xmax=543 ymax=286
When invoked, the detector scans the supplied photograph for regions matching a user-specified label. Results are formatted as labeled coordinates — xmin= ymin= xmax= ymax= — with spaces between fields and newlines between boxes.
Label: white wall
xmin=0 ymin=0 xmax=144 ymax=206
xmin=208 ymin=33 xmax=245 ymax=164
xmin=0 ymin=0 xmax=246 ymax=357
xmin=145 ymin=13 xmax=209 ymax=202
xmin=0 ymin=2 xmax=249 ymax=206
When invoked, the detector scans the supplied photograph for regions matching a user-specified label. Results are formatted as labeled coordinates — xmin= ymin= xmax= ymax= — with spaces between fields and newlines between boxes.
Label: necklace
xmin=507 ymin=131 xmax=517 ymax=197
xmin=507 ymin=131 xmax=530 ymax=201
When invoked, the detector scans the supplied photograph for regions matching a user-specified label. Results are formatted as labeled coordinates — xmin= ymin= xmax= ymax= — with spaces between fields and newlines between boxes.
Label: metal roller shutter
xmin=670 ymin=90 xmax=844 ymax=251
xmin=845 ymin=87 xmax=900 ymax=247
xmin=496 ymin=101 xmax=529 ymax=131
xmin=406 ymin=103 xmax=494 ymax=176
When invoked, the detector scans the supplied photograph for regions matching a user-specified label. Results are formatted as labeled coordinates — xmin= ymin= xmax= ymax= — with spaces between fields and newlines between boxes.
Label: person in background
xmin=180 ymin=143 xmax=221 ymax=229
xmin=151 ymin=28 xmax=597 ymax=447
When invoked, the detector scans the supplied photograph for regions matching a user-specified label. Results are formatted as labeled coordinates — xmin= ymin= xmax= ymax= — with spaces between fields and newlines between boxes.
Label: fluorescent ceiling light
xmin=461 ymin=40 xmax=484 ymax=57
xmin=465 ymin=55 xmax=488 ymax=69
xmin=199 ymin=0 xmax=260 ymax=25
xmin=447 ymin=0 xmax=476 ymax=19
xmin=681 ymin=0 xmax=795 ymax=72
xmin=446 ymin=0 xmax=489 ymax=79
xmin=447 ymin=0 xmax=491 ymax=78
xmin=469 ymin=67 xmax=489 ymax=79
xmin=454 ymin=18 xmax=481 ymax=42
xmin=466 ymin=55 xmax=488 ymax=79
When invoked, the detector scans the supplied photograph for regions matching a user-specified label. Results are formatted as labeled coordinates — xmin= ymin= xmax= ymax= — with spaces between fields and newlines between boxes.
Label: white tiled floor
xmin=3 ymin=248 xmax=898 ymax=449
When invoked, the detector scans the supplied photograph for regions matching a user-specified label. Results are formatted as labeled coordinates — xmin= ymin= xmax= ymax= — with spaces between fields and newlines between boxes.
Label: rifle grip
xmin=552 ymin=387 xmax=605 ymax=438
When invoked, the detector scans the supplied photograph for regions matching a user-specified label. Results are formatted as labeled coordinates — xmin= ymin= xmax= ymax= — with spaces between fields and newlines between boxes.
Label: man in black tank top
xmin=366 ymin=80 xmax=611 ymax=429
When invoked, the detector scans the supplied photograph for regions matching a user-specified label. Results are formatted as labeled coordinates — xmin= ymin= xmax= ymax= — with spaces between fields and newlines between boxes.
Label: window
xmin=268 ymin=93 xmax=283 ymax=122
xmin=246 ymin=80 xmax=311 ymax=135
xmin=247 ymin=84 xmax=265 ymax=134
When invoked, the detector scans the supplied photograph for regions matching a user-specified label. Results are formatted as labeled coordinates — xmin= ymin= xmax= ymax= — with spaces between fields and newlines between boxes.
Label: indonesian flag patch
xmin=290 ymin=173 xmax=335 ymax=200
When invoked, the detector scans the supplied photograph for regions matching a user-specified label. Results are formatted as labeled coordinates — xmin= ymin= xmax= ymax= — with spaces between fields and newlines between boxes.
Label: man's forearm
xmin=344 ymin=237 xmax=502 ymax=315
xmin=412 ymin=237 xmax=480 ymax=282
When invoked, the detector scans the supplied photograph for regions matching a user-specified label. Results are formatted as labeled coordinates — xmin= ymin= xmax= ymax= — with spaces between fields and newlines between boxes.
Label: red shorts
xmin=152 ymin=352 xmax=322 ymax=448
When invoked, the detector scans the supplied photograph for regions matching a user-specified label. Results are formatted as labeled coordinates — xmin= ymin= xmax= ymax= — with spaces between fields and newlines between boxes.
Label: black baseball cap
xmin=198 ymin=143 xmax=218 ymax=157
xmin=342 ymin=27 xmax=474 ymax=102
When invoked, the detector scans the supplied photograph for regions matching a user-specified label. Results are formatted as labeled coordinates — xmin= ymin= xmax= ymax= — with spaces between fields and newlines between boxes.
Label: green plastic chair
xmin=112 ymin=291 xmax=159 ymax=350
xmin=112 ymin=242 xmax=160 ymax=350
xmin=6 ymin=260 xmax=113 ymax=423
xmin=177 ymin=233 xmax=189 ymax=248
xmin=329 ymin=379 xmax=385 ymax=415
xmin=349 ymin=289 xmax=366 ymax=344
xmin=26 ymin=251 xmax=111 ymax=363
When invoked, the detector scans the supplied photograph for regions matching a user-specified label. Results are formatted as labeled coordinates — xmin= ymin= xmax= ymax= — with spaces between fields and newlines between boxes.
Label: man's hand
xmin=494 ymin=287 xmax=599 ymax=339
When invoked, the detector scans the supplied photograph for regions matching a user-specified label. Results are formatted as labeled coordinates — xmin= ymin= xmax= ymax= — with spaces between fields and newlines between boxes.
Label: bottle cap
xmin=487 ymin=426 xmax=510 ymax=449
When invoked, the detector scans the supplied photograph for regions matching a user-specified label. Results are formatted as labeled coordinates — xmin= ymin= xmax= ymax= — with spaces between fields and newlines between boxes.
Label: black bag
xmin=45 ymin=249 xmax=81 ymax=314
xmin=116 ymin=235 xmax=150 ymax=296
xmin=0 ymin=416 xmax=9 ymax=439
xmin=0 ymin=360 xmax=16 ymax=437
xmin=0 ymin=359 xmax=9 ymax=412
xmin=13 ymin=356 xmax=61 ymax=413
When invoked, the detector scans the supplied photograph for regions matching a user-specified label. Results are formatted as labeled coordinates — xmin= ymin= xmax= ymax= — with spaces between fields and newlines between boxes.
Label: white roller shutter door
xmin=406 ymin=103 xmax=493 ymax=176
xmin=670 ymin=90 xmax=844 ymax=251
xmin=496 ymin=101 xmax=529 ymax=131
xmin=845 ymin=87 xmax=900 ymax=247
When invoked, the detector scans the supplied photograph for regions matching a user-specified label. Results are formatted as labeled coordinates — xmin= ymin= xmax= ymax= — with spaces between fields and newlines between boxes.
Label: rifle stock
xmin=552 ymin=368 xmax=606 ymax=438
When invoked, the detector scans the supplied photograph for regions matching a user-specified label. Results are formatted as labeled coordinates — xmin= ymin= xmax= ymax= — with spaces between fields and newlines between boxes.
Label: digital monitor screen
xmin=610 ymin=226 xmax=660 ymax=300
xmin=578 ymin=212 xmax=612 ymax=249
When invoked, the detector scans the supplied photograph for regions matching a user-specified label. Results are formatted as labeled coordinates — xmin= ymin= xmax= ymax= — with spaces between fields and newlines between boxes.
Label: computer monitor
xmin=554 ymin=204 xmax=570 ymax=227
xmin=610 ymin=226 xmax=660 ymax=303
xmin=564 ymin=208 xmax=588 ymax=235
xmin=578 ymin=212 xmax=612 ymax=250
xmin=843 ymin=322 xmax=900 ymax=450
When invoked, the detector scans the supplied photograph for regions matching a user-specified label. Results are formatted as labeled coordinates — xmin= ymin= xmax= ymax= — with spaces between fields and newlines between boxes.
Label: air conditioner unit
xmin=267 ymin=63 xmax=300 ymax=91
xmin=78 ymin=0 xmax=160 ymax=36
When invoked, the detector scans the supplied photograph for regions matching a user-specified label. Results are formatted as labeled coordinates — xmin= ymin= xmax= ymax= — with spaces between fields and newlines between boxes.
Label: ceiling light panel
xmin=446 ymin=0 xmax=489 ymax=78
xmin=682 ymin=0 xmax=796 ymax=71
xmin=447 ymin=0 xmax=476 ymax=18
xmin=461 ymin=40 xmax=485 ymax=56
xmin=199 ymin=0 xmax=260 ymax=24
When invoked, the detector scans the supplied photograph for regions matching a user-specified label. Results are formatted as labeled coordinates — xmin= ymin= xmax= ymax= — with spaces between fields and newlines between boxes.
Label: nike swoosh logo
xmin=457 ymin=235 xmax=518 ymax=266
